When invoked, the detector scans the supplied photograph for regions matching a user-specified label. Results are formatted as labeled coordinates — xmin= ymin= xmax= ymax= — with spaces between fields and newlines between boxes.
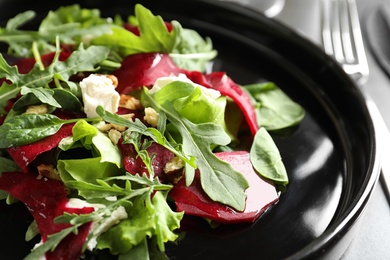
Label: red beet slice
xmin=169 ymin=151 xmax=279 ymax=224
xmin=0 ymin=171 xmax=93 ymax=259
xmin=113 ymin=53 xmax=259 ymax=135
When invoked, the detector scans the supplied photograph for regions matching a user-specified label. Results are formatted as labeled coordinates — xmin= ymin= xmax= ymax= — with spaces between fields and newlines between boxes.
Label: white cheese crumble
xmin=66 ymin=198 xmax=105 ymax=210
xmin=86 ymin=206 xmax=128 ymax=251
xmin=80 ymin=74 xmax=120 ymax=118
xmin=150 ymin=73 xmax=221 ymax=100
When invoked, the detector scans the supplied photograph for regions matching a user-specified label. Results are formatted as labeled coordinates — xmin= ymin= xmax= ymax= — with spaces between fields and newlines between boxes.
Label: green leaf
xmin=20 ymin=86 xmax=62 ymax=108
xmin=96 ymin=191 xmax=182 ymax=254
xmin=151 ymin=191 xmax=182 ymax=251
xmin=151 ymin=81 xmax=227 ymax=126
xmin=0 ymin=83 xmax=19 ymax=115
xmin=0 ymin=157 xmax=21 ymax=200
xmin=58 ymin=157 xmax=123 ymax=186
xmin=170 ymin=22 xmax=218 ymax=72
xmin=0 ymin=114 xmax=67 ymax=148
xmin=244 ymin=82 xmax=305 ymax=131
xmin=24 ymin=225 xmax=79 ymax=260
xmin=250 ymin=127 xmax=288 ymax=184
xmin=5 ymin=10 xmax=36 ymax=31
xmin=38 ymin=4 xmax=111 ymax=45
xmin=0 ymin=54 xmax=21 ymax=83
xmin=0 ymin=5 xmax=111 ymax=55
xmin=0 ymin=156 xmax=21 ymax=174
xmin=142 ymin=88 xmax=249 ymax=211
xmin=96 ymin=106 xmax=196 ymax=169
xmin=92 ymin=4 xmax=177 ymax=57
xmin=0 ymin=44 xmax=109 ymax=115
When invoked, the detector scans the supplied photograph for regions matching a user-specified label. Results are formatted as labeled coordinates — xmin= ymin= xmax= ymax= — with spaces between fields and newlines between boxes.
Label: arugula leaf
xmin=51 ymin=174 xmax=179 ymax=257
xmin=96 ymin=106 xmax=196 ymax=169
xmin=24 ymin=225 xmax=80 ymax=260
xmin=170 ymin=24 xmax=217 ymax=72
xmin=142 ymin=88 xmax=249 ymax=211
xmin=0 ymin=44 xmax=109 ymax=115
xmin=20 ymin=86 xmax=61 ymax=108
xmin=92 ymin=4 xmax=177 ymax=57
xmin=0 ymin=6 xmax=111 ymax=56
xmin=250 ymin=127 xmax=288 ymax=184
xmin=244 ymin=82 xmax=305 ymax=131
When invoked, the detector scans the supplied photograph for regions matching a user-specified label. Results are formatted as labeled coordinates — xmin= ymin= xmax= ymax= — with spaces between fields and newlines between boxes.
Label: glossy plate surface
xmin=0 ymin=0 xmax=380 ymax=259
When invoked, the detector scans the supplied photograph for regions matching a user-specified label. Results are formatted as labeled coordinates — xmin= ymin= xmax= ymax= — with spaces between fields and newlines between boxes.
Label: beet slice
xmin=113 ymin=53 xmax=259 ymax=135
xmin=114 ymin=53 xmax=182 ymax=94
xmin=13 ymin=51 xmax=71 ymax=74
xmin=169 ymin=151 xmax=279 ymax=224
xmin=0 ymin=171 xmax=93 ymax=259
xmin=118 ymin=139 xmax=174 ymax=182
xmin=6 ymin=123 xmax=74 ymax=173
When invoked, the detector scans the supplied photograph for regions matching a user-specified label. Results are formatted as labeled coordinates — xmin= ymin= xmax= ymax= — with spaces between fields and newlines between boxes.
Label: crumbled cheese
xmin=144 ymin=107 xmax=159 ymax=127
xmin=24 ymin=104 xmax=48 ymax=115
xmin=66 ymin=198 xmax=105 ymax=210
xmin=86 ymin=206 xmax=128 ymax=251
xmin=80 ymin=74 xmax=120 ymax=118
xmin=150 ymin=73 xmax=221 ymax=99
xmin=164 ymin=157 xmax=184 ymax=173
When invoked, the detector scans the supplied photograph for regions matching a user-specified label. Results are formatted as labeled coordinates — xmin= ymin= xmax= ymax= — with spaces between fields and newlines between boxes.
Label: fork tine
xmin=321 ymin=0 xmax=334 ymax=56
xmin=339 ymin=0 xmax=355 ymax=63
xmin=321 ymin=0 xmax=369 ymax=84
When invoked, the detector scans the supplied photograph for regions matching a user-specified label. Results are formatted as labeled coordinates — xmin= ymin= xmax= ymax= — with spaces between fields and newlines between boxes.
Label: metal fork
xmin=322 ymin=0 xmax=390 ymax=199
xmin=321 ymin=0 xmax=369 ymax=85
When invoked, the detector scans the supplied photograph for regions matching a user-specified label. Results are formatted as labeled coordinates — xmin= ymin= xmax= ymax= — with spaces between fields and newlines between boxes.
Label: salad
xmin=0 ymin=3 xmax=305 ymax=260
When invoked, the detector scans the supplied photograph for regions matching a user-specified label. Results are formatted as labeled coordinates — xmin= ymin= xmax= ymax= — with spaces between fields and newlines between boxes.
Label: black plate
xmin=0 ymin=0 xmax=380 ymax=259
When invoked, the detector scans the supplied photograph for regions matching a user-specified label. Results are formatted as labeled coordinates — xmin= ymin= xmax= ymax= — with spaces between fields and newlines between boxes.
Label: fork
xmin=321 ymin=0 xmax=390 ymax=199
xmin=321 ymin=0 xmax=369 ymax=85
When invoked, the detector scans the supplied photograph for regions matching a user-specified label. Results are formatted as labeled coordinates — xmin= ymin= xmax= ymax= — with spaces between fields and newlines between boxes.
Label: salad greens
xmin=0 ymin=3 xmax=305 ymax=259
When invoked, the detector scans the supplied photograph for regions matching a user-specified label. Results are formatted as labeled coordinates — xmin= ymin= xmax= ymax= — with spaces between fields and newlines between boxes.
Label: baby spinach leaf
xmin=0 ymin=114 xmax=66 ymax=148
xmin=0 ymin=157 xmax=21 ymax=174
xmin=0 ymin=113 xmax=96 ymax=148
xmin=244 ymin=82 xmax=305 ymax=131
xmin=250 ymin=127 xmax=288 ymax=184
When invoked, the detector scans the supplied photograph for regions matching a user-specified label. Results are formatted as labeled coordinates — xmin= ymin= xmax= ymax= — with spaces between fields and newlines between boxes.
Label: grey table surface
xmin=240 ymin=0 xmax=390 ymax=258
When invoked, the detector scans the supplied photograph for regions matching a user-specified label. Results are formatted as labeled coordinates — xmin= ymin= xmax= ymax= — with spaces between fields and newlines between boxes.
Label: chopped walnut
xmin=24 ymin=104 xmax=48 ymax=115
xmin=108 ymin=129 xmax=122 ymax=145
xmin=96 ymin=122 xmax=113 ymax=132
xmin=119 ymin=94 xmax=142 ymax=110
xmin=164 ymin=157 xmax=184 ymax=173
xmin=164 ymin=157 xmax=184 ymax=183
xmin=96 ymin=114 xmax=134 ymax=133
xmin=37 ymin=164 xmax=61 ymax=181
xmin=144 ymin=107 xmax=159 ymax=127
